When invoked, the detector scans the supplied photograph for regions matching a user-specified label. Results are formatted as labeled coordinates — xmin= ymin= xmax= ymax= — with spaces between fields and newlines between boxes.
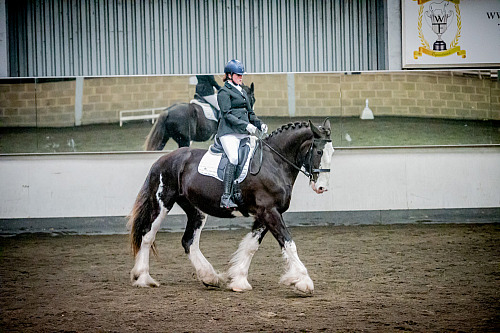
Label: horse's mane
xmin=265 ymin=121 xmax=310 ymax=141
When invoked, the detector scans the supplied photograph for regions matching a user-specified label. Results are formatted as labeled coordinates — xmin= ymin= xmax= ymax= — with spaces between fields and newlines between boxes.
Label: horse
xmin=128 ymin=118 xmax=333 ymax=293
xmin=144 ymin=83 xmax=256 ymax=150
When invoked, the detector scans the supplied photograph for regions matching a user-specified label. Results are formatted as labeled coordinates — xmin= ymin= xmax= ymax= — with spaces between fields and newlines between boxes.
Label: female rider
xmin=217 ymin=59 xmax=267 ymax=209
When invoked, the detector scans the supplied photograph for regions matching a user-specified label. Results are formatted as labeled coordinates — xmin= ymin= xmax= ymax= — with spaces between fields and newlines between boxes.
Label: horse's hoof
xmin=280 ymin=274 xmax=314 ymax=294
xmin=132 ymin=273 xmax=160 ymax=287
xmin=229 ymin=279 xmax=253 ymax=292
xmin=202 ymin=282 xmax=220 ymax=288
xmin=198 ymin=271 xmax=225 ymax=288
xmin=293 ymin=277 xmax=314 ymax=294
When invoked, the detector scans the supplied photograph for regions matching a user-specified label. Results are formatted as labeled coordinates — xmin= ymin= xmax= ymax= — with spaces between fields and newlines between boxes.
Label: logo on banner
xmin=413 ymin=0 xmax=466 ymax=59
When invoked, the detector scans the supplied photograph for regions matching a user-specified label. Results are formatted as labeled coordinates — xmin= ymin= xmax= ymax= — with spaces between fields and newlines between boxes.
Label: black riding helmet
xmin=224 ymin=59 xmax=245 ymax=75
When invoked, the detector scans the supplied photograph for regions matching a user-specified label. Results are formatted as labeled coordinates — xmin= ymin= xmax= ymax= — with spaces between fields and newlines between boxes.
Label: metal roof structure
xmin=6 ymin=0 xmax=386 ymax=77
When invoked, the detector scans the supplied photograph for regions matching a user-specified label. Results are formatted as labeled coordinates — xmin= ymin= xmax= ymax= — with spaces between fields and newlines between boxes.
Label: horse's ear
xmin=309 ymin=120 xmax=322 ymax=138
xmin=321 ymin=118 xmax=331 ymax=136
xmin=250 ymin=82 xmax=254 ymax=93
xmin=322 ymin=118 xmax=331 ymax=131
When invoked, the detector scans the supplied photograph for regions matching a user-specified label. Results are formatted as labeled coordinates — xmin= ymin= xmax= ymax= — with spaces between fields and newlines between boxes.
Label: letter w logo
xmin=435 ymin=15 xmax=445 ymax=23
xmin=486 ymin=12 xmax=500 ymax=19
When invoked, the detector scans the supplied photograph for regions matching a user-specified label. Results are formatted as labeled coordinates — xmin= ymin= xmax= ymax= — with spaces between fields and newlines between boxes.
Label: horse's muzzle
xmin=310 ymin=181 xmax=328 ymax=194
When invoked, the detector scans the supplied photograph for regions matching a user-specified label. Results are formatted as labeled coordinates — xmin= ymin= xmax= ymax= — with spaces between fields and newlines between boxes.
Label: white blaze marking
xmin=314 ymin=142 xmax=334 ymax=192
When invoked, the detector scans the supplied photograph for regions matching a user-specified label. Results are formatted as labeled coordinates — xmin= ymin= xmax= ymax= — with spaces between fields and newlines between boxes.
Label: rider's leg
xmin=220 ymin=163 xmax=237 ymax=208
xmin=219 ymin=134 xmax=241 ymax=209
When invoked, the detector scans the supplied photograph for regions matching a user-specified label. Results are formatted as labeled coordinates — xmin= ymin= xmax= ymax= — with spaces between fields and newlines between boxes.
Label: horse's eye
xmin=317 ymin=150 xmax=323 ymax=156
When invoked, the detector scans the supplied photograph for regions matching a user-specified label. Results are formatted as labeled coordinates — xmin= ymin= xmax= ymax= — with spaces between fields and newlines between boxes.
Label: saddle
xmin=191 ymin=94 xmax=219 ymax=121
xmin=198 ymin=136 xmax=257 ymax=184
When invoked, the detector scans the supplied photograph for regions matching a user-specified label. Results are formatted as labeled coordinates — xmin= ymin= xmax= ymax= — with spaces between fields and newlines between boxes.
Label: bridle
xmin=303 ymin=138 xmax=332 ymax=181
xmin=250 ymin=132 xmax=331 ymax=182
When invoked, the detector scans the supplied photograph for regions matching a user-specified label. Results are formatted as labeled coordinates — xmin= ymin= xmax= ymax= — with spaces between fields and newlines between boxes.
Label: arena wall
xmin=0 ymin=147 xmax=498 ymax=219
xmin=1 ymin=72 xmax=499 ymax=127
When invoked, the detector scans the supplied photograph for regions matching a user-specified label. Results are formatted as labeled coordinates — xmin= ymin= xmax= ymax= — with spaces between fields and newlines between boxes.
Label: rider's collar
xmin=228 ymin=81 xmax=242 ymax=93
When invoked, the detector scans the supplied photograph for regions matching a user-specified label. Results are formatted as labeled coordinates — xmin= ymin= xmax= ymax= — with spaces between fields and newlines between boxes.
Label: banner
xmin=402 ymin=0 xmax=500 ymax=68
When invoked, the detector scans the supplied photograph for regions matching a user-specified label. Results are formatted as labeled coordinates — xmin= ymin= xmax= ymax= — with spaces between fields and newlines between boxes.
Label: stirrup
xmin=220 ymin=194 xmax=238 ymax=209
xmin=232 ymin=182 xmax=245 ymax=208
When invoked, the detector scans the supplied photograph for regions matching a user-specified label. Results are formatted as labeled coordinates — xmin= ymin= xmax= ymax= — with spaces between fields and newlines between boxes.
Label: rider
xmin=217 ymin=59 xmax=268 ymax=209
xmin=195 ymin=75 xmax=221 ymax=110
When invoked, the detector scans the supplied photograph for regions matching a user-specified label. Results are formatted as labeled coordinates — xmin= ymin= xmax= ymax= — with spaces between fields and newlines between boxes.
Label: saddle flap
xmin=216 ymin=137 xmax=251 ymax=180
xmin=191 ymin=98 xmax=219 ymax=121
xmin=210 ymin=136 xmax=225 ymax=154
xmin=198 ymin=137 xmax=256 ymax=184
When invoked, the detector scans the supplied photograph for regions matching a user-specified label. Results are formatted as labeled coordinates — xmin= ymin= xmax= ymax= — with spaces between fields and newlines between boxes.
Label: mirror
xmin=335 ymin=71 xmax=499 ymax=147
xmin=0 ymin=71 xmax=498 ymax=154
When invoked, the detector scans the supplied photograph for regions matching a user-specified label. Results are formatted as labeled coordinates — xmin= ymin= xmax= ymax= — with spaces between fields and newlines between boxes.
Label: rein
xmin=250 ymin=131 xmax=331 ymax=181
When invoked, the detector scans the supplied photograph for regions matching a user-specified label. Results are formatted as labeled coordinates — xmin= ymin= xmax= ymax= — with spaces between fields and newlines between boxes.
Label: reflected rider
xmin=195 ymin=75 xmax=221 ymax=111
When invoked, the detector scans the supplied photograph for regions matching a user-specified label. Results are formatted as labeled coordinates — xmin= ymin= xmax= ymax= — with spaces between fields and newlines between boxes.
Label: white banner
xmin=403 ymin=0 xmax=500 ymax=68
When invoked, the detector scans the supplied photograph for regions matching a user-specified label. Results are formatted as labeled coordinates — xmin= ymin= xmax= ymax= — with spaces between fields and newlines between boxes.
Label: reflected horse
xmin=128 ymin=119 xmax=333 ymax=293
xmin=144 ymin=83 xmax=256 ymax=150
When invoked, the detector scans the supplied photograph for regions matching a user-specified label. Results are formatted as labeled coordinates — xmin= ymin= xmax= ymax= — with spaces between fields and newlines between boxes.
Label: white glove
xmin=260 ymin=123 xmax=268 ymax=133
xmin=246 ymin=123 xmax=257 ymax=134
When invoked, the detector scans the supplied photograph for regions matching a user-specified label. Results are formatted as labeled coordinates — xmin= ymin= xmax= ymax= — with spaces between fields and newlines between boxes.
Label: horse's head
xmin=305 ymin=118 xmax=334 ymax=194
xmin=241 ymin=82 xmax=256 ymax=109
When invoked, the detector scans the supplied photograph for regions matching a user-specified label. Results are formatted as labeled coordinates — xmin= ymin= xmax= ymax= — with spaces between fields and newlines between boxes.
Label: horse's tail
xmin=144 ymin=109 xmax=170 ymax=151
xmin=127 ymin=171 xmax=158 ymax=256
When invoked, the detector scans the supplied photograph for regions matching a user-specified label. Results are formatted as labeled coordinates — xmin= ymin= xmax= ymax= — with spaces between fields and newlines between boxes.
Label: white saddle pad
xmin=190 ymin=99 xmax=218 ymax=121
xmin=198 ymin=137 xmax=257 ymax=183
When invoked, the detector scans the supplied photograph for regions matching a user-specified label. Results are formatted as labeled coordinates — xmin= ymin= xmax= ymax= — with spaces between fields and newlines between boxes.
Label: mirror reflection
xmin=0 ymin=71 xmax=498 ymax=154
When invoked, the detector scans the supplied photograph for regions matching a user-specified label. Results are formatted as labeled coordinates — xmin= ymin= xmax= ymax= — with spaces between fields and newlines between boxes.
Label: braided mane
xmin=265 ymin=121 xmax=310 ymax=141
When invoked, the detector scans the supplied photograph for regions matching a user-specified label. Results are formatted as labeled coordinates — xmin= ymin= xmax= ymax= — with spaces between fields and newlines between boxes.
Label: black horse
xmin=144 ymin=83 xmax=256 ymax=150
xmin=128 ymin=119 xmax=333 ymax=293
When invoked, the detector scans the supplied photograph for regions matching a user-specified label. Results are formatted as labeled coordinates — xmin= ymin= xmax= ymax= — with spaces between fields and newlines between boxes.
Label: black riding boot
xmin=220 ymin=163 xmax=238 ymax=209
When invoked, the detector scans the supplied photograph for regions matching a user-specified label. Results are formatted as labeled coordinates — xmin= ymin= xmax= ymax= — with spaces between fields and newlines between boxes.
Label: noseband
xmin=252 ymin=135 xmax=331 ymax=182
xmin=303 ymin=138 xmax=332 ymax=180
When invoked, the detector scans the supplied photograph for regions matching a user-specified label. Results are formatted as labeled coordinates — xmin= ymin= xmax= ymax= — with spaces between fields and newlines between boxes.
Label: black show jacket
xmin=216 ymin=81 xmax=262 ymax=137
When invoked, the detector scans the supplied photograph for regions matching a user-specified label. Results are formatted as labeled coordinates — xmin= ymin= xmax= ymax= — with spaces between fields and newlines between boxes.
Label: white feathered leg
xmin=130 ymin=175 xmax=167 ymax=287
xmin=130 ymin=207 xmax=167 ymax=287
xmin=188 ymin=215 xmax=223 ymax=287
xmin=228 ymin=229 xmax=264 ymax=292
xmin=280 ymin=240 xmax=314 ymax=293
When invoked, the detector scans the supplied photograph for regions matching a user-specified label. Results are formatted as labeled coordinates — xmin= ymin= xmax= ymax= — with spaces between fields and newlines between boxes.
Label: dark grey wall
xmin=7 ymin=0 xmax=386 ymax=77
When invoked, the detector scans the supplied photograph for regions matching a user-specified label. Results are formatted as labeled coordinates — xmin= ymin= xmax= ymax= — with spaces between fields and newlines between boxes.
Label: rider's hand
xmin=260 ymin=123 xmax=268 ymax=133
xmin=246 ymin=123 xmax=257 ymax=134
